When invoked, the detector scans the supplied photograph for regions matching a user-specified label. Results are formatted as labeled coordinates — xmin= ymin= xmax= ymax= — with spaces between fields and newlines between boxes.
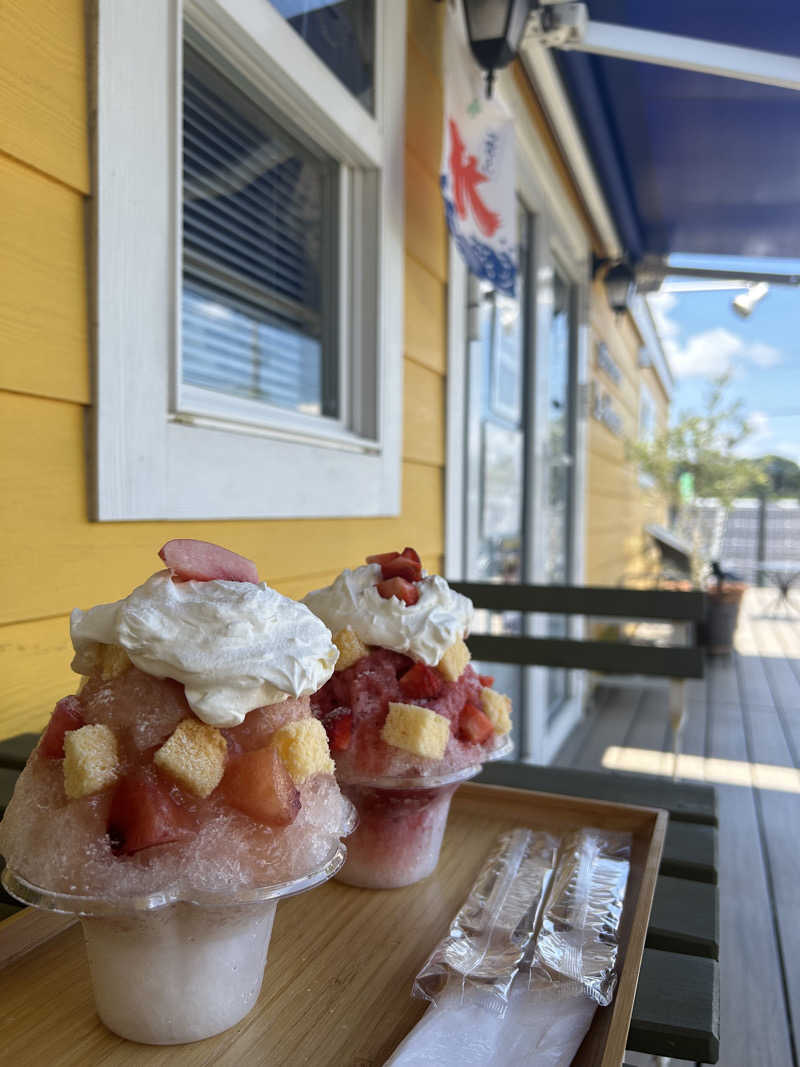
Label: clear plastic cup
xmin=336 ymin=740 xmax=512 ymax=889
xmin=1 ymin=844 xmax=346 ymax=1044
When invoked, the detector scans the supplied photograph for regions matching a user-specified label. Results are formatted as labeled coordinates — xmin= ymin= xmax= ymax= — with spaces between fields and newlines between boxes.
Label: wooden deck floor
xmin=553 ymin=588 xmax=800 ymax=1067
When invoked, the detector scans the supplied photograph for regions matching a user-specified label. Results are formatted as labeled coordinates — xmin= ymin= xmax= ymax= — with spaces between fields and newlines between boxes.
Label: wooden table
xmin=0 ymin=736 xmax=718 ymax=1061
xmin=0 ymin=783 xmax=664 ymax=1066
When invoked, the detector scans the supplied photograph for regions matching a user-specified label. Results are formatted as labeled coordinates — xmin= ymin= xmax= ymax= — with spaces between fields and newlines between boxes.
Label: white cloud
xmin=646 ymin=294 xmax=783 ymax=378
xmin=747 ymin=342 xmax=782 ymax=368
xmin=737 ymin=410 xmax=771 ymax=457
xmin=648 ymin=291 xmax=679 ymax=342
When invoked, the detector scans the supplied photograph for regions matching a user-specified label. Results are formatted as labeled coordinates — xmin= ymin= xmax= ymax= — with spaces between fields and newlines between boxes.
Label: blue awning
xmin=554 ymin=2 xmax=800 ymax=261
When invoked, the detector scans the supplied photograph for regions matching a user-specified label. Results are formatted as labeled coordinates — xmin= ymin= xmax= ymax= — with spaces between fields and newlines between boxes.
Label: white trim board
xmin=93 ymin=0 xmax=405 ymax=520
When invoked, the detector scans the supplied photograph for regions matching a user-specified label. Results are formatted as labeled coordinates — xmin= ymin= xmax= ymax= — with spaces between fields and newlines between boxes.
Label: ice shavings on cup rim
xmin=70 ymin=573 xmax=338 ymax=727
xmin=303 ymin=564 xmax=474 ymax=666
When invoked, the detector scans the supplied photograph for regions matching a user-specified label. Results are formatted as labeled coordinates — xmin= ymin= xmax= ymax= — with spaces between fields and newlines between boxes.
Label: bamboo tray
xmin=0 ymin=783 xmax=666 ymax=1066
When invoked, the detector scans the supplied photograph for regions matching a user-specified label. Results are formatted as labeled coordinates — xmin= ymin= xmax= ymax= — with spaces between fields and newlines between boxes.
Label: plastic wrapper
xmin=533 ymin=828 xmax=631 ymax=1006
xmin=386 ymin=983 xmax=597 ymax=1067
xmin=413 ymin=827 xmax=558 ymax=1014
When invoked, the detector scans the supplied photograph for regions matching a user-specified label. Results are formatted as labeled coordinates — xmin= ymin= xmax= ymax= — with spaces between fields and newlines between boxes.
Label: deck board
xmin=554 ymin=588 xmax=799 ymax=1066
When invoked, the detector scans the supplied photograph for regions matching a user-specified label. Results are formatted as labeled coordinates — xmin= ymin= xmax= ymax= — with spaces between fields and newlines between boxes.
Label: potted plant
xmin=626 ymin=375 xmax=766 ymax=653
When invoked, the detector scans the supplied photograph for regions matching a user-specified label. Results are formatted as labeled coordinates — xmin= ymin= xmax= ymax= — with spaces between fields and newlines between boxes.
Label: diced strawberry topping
xmin=39 ymin=696 xmax=85 ymax=760
xmin=399 ymin=663 xmax=444 ymax=701
xmin=366 ymin=551 xmax=400 ymax=566
xmin=381 ymin=556 xmax=422 ymax=582
xmin=158 ymin=539 xmax=259 ymax=584
xmin=401 ymin=547 xmax=421 ymax=564
xmin=221 ymin=746 xmax=301 ymax=826
xmin=108 ymin=770 xmax=196 ymax=855
xmin=376 ymin=577 xmax=420 ymax=605
xmin=457 ymin=703 xmax=494 ymax=744
xmin=320 ymin=708 xmax=353 ymax=751
xmin=478 ymin=674 xmax=495 ymax=687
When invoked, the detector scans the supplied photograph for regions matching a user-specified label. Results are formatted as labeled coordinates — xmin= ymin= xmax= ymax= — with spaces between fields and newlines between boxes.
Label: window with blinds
xmin=182 ymin=43 xmax=339 ymax=419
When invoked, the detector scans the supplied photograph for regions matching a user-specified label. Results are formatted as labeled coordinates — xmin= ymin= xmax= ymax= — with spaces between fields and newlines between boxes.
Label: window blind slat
xmin=181 ymin=43 xmax=336 ymax=418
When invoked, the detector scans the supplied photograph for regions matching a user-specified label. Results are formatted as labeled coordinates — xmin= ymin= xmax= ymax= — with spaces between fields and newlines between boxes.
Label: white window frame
xmin=94 ymin=0 xmax=405 ymax=520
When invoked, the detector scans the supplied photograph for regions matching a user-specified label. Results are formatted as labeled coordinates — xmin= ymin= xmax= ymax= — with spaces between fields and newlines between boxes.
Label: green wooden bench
xmin=452 ymin=580 xmax=718 ymax=1062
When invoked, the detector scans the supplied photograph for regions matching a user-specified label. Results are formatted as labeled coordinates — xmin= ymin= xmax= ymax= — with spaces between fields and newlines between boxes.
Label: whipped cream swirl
xmin=70 ymin=573 xmax=338 ymax=727
xmin=303 ymin=565 xmax=473 ymax=665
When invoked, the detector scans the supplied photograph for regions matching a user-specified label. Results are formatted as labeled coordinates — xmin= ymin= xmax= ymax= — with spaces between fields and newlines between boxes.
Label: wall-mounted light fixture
xmin=593 ymin=256 xmax=636 ymax=314
xmin=462 ymin=0 xmax=533 ymax=96
xmin=732 ymin=281 xmax=769 ymax=318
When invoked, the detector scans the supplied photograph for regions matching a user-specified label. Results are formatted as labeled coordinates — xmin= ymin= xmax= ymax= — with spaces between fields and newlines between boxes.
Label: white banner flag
xmin=440 ymin=3 xmax=518 ymax=296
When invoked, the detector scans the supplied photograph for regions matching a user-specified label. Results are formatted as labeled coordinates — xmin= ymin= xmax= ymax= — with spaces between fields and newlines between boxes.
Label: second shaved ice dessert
xmin=304 ymin=549 xmax=512 ymax=888
xmin=0 ymin=540 xmax=354 ymax=1044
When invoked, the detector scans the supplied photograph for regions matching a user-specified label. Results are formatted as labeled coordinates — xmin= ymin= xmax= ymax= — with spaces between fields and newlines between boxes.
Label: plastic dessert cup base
xmin=82 ymin=900 xmax=275 ymax=1044
xmin=336 ymin=763 xmax=482 ymax=890
xmin=1 ymin=843 xmax=346 ymax=1045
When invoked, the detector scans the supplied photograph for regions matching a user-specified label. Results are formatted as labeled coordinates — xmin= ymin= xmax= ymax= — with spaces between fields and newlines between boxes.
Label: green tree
xmin=743 ymin=455 xmax=800 ymax=497
xmin=626 ymin=374 xmax=766 ymax=583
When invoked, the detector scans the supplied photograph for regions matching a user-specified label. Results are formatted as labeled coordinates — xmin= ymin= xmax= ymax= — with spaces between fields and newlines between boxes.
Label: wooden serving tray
xmin=0 ymin=783 xmax=666 ymax=1066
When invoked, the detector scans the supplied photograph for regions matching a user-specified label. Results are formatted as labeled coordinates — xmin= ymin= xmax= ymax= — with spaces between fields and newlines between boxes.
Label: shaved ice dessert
xmin=303 ymin=549 xmax=512 ymax=888
xmin=0 ymin=540 xmax=354 ymax=1044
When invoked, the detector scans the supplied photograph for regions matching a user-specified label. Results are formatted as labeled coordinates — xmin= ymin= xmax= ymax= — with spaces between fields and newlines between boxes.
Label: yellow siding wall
xmin=0 ymin=0 xmax=448 ymax=741
xmin=586 ymin=282 xmax=670 ymax=587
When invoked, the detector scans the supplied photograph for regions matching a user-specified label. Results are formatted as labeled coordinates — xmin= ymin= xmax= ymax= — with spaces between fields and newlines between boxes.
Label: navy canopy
xmin=555 ymin=1 xmax=800 ymax=260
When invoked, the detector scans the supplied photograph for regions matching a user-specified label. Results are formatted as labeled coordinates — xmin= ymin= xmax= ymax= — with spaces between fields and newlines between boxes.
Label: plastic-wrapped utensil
xmin=532 ymin=828 xmax=631 ymax=1006
xmin=413 ymin=827 xmax=559 ymax=1015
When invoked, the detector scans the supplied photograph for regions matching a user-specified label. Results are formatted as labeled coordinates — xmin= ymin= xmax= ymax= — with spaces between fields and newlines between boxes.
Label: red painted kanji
xmin=448 ymin=119 xmax=501 ymax=238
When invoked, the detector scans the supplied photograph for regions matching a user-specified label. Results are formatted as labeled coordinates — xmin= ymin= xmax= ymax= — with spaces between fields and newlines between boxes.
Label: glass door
xmin=463 ymin=205 xmax=530 ymax=758
xmin=456 ymin=206 xmax=586 ymax=762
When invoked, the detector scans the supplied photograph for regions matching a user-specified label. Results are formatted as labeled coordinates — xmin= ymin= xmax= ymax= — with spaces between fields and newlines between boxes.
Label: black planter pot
xmin=705 ymin=583 xmax=746 ymax=655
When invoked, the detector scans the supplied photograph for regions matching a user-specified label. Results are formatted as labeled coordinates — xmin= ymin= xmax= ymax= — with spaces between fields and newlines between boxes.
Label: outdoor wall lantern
xmin=462 ymin=0 xmax=533 ymax=95
xmin=594 ymin=256 xmax=636 ymax=315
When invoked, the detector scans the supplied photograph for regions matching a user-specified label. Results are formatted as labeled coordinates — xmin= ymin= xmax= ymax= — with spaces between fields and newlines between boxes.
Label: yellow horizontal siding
xmin=407 ymin=0 xmax=445 ymax=77
xmin=0 ymin=617 xmax=75 ymax=738
xmin=0 ymin=0 xmax=89 ymax=193
xmin=586 ymin=278 xmax=669 ymax=585
xmin=405 ymin=255 xmax=446 ymax=376
xmin=405 ymin=150 xmax=447 ymax=281
xmin=405 ymin=40 xmax=443 ymax=181
xmin=403 ymin=357 xmax=446 ymax=467
xmin=0 ymin=155 xmax=89 ymax=404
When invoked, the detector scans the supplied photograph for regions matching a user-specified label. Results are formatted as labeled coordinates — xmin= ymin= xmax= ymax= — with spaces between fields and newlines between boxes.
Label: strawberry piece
xmin=366 ymin=551 xmax=400 ymax=566
xmin=158 ymin=539 xmax=258 ymax=583
xmin=478 ymin=674 xmax=495 ymax=687
xmin=320 ymin=708 xmax=353 ymax=752
xmin=401 ymin=547 xmax=421 ymax=564
xmin=39 ymin=696 xmax=85 ymax=760
xmin=399 ymin=663 xmax=444 ymax=700
xmin=381 ymin=556 xmax=422 ymax=582
xmin=457 ymin=703 xmax=494 ymax=744
xmin=108 ymin=770 xmax=196 ymax=855
xmin=376 ymin=577 xmax=420 ymax=605
xmin=221 ymin=746 xmax=301 ymax=826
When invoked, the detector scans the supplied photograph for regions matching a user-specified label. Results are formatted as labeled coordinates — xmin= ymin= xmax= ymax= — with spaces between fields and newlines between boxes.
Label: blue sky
xmin=648 ymin=257 xmax=800 ymax=465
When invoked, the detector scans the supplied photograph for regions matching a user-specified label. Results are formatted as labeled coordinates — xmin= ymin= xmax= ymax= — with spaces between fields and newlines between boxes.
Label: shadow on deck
xmin=554 ymin=588 xmax=800 ymax=1067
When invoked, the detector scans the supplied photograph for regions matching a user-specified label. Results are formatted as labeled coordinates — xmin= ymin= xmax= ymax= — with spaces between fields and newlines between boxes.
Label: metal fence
xmin=690 ymin=499 xmax=800 ymax=581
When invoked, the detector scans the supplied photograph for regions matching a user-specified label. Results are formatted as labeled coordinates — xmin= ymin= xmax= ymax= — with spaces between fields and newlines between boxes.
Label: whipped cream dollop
xmin=303 ymin=564 xmax=473 ymax=665
xmin=70 ymin=573 xmax=338 ymax=727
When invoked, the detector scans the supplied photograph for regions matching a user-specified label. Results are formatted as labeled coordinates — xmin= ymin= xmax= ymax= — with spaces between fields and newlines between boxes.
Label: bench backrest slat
xmin=449 ymin=581 xmax=706 ymax=622
xmin=466 ymin=635 xmax=705 ymax=679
